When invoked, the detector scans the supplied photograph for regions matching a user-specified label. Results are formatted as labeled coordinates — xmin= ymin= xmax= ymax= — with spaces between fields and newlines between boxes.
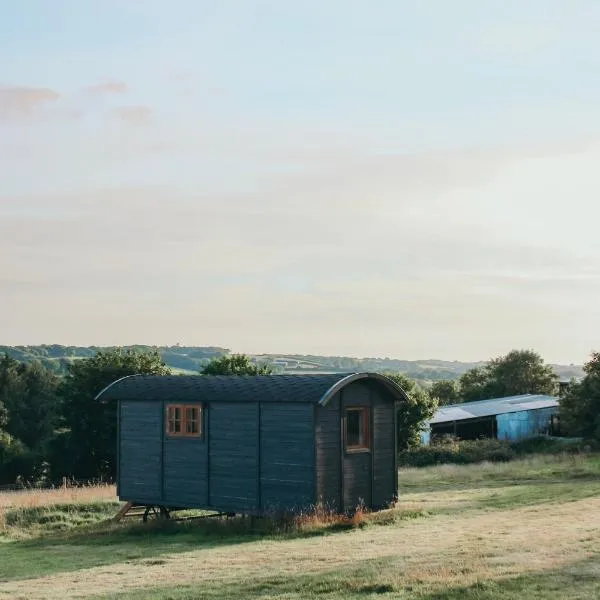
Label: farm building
xmin=420 ymin=394 xmax=559 ymax=444
xmin=96 ymin=372 xmax=407 ymax=517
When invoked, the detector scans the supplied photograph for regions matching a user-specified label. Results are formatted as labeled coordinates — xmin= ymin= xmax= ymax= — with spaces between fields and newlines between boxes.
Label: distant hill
xmin=0 ymin=345 xmax=584 ymax=384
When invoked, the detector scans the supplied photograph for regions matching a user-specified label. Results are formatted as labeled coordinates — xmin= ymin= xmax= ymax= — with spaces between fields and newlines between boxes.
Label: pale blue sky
xmin=1 ymin=1 xmax=599 ymax=362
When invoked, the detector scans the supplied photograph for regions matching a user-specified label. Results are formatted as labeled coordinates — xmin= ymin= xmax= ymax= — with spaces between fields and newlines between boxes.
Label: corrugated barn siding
xmin=315 ymin=392 xmax=342 ymax=511
xmin=372 ymin=387 xmax=396 ymax=509
xmin=119 ymin=400 xmax=162 ymax=503
xmin=260 ymin=403 xmax=314 ymax=512
xmin=496 ymin=407 xmax=556 ymax=441
xmin=209 ymin=403 xmax=259 ymax=512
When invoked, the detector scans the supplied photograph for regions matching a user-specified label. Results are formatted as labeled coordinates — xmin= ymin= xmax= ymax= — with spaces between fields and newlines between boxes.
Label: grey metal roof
xmin=95 ymin=372 xmax=408 ymax=406
xmin=429 ymin=394 xmax=559 ymax=425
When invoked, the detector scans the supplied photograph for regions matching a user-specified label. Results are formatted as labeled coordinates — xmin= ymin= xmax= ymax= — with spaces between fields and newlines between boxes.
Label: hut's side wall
xmin=371 ymin=386 xmax=397 ymax=509
xmin=209 ymin=403 xmax=259 ymax=512
xmin=260 ymin=403 xmax=314 ymax=512
xmin=315 ymin=392 xmax=342 ymax=511
xmin=163 ymin=401 xmax=208 ymax=507
xmin=119 ymin=400 xmax=163 ymax=504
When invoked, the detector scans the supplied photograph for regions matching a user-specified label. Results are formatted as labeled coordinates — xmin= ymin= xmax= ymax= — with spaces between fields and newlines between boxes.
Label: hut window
xmin=345 ymin=407 xmax=370 ymax=451
xmin=166 ymin=404 xmax=202 ymax=437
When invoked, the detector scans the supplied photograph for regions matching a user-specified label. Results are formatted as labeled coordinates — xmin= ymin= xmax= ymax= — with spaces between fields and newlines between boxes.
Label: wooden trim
xmin=165 ymin=403 xmax=203 ymax=438
xmin=344 ymin=406 xmax=371 ymax=452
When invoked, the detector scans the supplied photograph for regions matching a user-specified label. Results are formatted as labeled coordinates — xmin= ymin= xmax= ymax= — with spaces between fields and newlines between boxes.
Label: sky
xmin=1 ymin=1 xmax=599 ymax=364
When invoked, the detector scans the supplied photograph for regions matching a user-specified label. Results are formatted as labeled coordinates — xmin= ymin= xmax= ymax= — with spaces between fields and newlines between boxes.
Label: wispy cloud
xmin=113 ymin=105 xmax=152 ymax=125
xmin=0 ymin=86 xmax=60 ymax=120
xmin=85 ymin=80 xmax=128 ymax=94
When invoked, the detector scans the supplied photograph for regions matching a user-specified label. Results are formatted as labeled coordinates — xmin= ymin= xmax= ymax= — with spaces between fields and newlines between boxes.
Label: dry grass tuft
xmin=0 ymin=484 xmax=117 ymax=531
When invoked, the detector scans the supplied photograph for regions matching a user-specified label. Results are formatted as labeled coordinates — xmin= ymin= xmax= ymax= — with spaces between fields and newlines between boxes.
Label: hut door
xmin=341 ymin=388 xmax=372 ymax=512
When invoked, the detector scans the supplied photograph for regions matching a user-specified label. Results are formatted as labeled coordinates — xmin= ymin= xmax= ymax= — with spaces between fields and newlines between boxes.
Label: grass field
xmin=0 ymin=454 xmax=599 ymax=599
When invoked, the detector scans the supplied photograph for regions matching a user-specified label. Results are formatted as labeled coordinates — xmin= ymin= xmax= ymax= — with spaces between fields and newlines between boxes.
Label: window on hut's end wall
xmin=166 ymin=404 xmax=202 ymax=437
xmin=345 ymin=407 xmax=370 ymax=452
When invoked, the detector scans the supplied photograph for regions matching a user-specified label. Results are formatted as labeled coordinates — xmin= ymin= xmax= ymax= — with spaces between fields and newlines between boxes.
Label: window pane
xmin=347 ymin=410 xmax=361 ymax=447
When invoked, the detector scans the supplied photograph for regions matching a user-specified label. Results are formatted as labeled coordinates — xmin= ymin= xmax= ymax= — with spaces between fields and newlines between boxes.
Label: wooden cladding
xmin=166 ymin=404 xmax=202 ymax=437
xmin=345 ymin=407 xmax=370 ymax=452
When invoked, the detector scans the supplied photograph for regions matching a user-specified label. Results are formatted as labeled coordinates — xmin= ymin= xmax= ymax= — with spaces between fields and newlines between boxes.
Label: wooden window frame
xmin=345 ymin=406 xmax=371 ymax=453
xmin=166 ymin=404 xmax=203 ymax=438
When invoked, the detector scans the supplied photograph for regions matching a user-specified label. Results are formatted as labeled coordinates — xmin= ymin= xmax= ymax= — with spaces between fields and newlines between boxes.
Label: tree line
xmin=0 ymin=347 xmax=597 ymax=485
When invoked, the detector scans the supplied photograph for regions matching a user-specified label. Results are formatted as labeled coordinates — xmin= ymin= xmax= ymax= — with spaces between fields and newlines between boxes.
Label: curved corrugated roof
xmin=429 ymin=394 xmax=558 ymax=424
xmin=95 ymin=372 xmax=408 ymax=406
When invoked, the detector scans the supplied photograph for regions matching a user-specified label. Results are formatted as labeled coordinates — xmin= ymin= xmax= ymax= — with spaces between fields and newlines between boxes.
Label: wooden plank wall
xmin=314 ymin=393 xmax=342 ymax=512
xmin=260 ymin=403 xmax=314 ymax=512
xmin=119 ymin=400 xmax=163 ymax=503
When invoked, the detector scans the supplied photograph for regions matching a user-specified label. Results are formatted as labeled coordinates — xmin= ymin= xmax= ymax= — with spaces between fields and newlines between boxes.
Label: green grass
xmin=2 ymin=502 xmax=120 ymax=536
xmin=93 ymin=556 xmax=600 ymax=600
xmin=0 ymin=503 xmax=426 ymax=582
xmin=398 ymin=453 xmax=600 ymax=491
xmin=1 ymin=453 xmax=599 ymax=599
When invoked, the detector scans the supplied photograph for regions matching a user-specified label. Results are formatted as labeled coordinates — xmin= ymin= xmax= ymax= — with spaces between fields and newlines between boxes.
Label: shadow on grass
xmin=0 ymin=506 xmax=425 ymax=583
xmin=90 ymin=556 xmax=600 ymax=600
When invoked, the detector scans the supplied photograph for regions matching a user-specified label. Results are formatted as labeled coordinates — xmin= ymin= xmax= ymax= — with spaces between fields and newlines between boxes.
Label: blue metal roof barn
xmin=421 ymin=394 xmax=559 ymax=444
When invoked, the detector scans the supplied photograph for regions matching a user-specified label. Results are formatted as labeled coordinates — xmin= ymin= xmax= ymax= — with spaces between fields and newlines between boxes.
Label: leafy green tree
xmin=383 ymin=373 xmax=438 ymax=450
xmin=458 ymin=366 xmax=491 ymax=402
xmin=201 ymin=353 xmax=273 ymax=375
xmin=429 ymin=379 xmax=460 ymax=406
xmin=51 ymin=348 xmax=170 ymax=480
xmin=459 ymin=350 xmax=557 ymax=402
xmin=559 ymin=352 xmax=600 ymax=439
xmin=1 ymin=359 xmax=59 ymax=451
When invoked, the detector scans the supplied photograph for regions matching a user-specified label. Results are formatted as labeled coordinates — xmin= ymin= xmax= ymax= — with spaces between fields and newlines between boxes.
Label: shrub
xmin=399 ymin=435 xmax=595 ymax=468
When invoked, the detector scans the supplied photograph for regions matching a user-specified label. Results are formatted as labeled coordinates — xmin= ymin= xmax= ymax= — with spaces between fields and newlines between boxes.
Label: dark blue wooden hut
xmin=96 ymin=373 xmax=406 ymax=516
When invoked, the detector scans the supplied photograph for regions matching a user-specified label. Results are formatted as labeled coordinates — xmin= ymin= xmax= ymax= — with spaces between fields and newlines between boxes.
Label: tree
xmin=1 ymin=360 xmax=59 ymax=451
xmin=383 ymin=373 xmax=438 ymax=450
xmin=459 ymin=350 xmax=557 ymax=402
xmin=52 ymin=348 xmax=170 ymax=480
xmin=201 ymin=354 xmax=273 ymax=376
xmin=458 ymin=366 xmax=492 ymax=402
xmin=429 ymin=380 xmax=460 ymax=406
xmin=559 ymin=352 xmax=600 ymax=439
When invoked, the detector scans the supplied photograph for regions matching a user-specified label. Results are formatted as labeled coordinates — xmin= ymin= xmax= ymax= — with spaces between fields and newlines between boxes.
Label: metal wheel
xmin=142 ymin=505 xmax=170 ymax=523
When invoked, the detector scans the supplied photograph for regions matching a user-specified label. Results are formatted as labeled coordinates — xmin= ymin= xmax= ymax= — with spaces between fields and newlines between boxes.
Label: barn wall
xmin=371 ymin=385 xmax=396 ymax=509
xmin=315 ymin=392 xmax=341 ymax=511
xmin=163 ymin=401 xmax=208 ymax=507
xmin=496 ymin=407 xmax=557 ymax=441
xmin=119 ymin=400 xmax=163 ymax=504
xmin=209 ymin=403 xmax=259 ymax=512
xmin=260 ymin=403 xmax=314 ymax=512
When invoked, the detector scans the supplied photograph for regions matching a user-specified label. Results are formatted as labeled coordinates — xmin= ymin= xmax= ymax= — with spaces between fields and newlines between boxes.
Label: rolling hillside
xmin=0 ymin=345 xmax=584 ymax=383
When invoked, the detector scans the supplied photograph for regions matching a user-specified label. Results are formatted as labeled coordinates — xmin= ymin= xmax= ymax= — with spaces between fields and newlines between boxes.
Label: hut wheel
xmin=142 ymin=505 xmax=170 ymax=522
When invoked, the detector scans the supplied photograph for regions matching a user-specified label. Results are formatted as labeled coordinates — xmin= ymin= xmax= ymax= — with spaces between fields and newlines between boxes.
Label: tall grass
xmin=0 ymin=483 xmax=117 ymax=534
